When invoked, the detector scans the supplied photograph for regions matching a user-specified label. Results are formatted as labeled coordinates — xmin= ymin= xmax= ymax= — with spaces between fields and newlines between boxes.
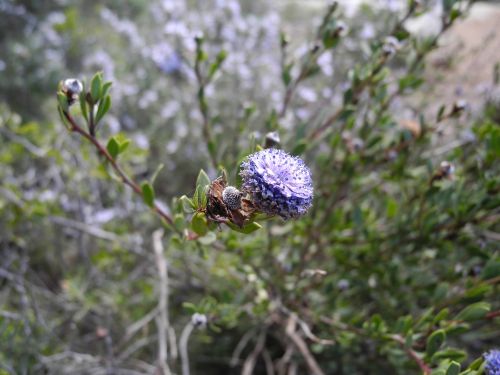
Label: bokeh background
xmin=1 ymin=0 xmax=499 ymax=374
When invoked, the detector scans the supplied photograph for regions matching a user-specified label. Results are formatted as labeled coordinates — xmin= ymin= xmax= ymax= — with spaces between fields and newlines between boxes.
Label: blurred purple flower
xmin=240 ymin=149 xmax=313 ymax=219
xmin=485 ymin=349 xmax=500 ymax=375
xmin=157 ymin=52 xmax=182 ymax=74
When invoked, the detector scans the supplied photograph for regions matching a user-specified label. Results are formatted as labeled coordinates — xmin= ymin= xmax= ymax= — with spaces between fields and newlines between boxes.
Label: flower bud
xmin=191 ymin=313 xmax=207 ymax=328
xmin=439 ymin=161 xmax=455 ymax=177
xmin=194 ymin=32 xmax=204 ymax=44
xmin=382 ymin=36 xmax=401 ymax=58
xmin=452 ymin=99 xmax=467 ymax=114
xmin=62 ymin=78 xmax=83 ymax=105
xmin=335 ymin=21 xmax=348 ymax=37
xmin=386 ymin=149 xmax=398 ymax=161
xmin=337 ymin=279 xmax=350 ymax=291
xmin=264 ymin=131 xmax=281 ymax=148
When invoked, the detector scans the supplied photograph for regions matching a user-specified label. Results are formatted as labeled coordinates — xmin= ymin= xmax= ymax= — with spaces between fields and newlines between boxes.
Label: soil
xmin=419 ymin=2 xmax=500 ymax=120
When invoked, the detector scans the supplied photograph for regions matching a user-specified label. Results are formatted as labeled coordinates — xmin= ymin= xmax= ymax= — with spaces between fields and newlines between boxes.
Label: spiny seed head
xmin=485 ymin=349 xmax=500 ymax=375
xmin=240 ymin=148 xmax=313 ymax=219
xmin=222 ymin=186 xmax=242 ymax=210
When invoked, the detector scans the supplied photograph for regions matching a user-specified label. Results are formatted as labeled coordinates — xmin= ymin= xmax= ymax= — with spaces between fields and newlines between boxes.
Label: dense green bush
xmin=1 ymin=0 xmax=499 ymax=374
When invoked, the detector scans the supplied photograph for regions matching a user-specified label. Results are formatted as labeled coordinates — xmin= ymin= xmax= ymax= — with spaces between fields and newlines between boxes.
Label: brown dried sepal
xmin=206 ymin=176 xmax=255 ymax=228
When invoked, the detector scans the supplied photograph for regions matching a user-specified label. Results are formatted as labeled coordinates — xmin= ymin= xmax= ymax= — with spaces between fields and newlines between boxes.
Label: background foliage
xmin=1 ymin=0 xmax=499 ymax=374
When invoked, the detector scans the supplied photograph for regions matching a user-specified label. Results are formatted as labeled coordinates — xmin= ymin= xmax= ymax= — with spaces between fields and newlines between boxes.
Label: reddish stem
xmin=63 ymin=111 xmax=176 ymax=229
xmin=391 ymin=335 xmax=431 ymax=375
xmin=486 ymin=310 xmax=500 ymax=320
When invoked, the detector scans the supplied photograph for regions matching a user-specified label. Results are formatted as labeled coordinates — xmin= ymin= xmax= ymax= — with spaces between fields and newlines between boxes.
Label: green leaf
xmin=192 ymin=185 xmax=208 ymax=209
xmin=467 ymin=357 xmax=484 ymax=370
xmin=90 ymin=72 xmax=103 ymax=102
xmin=426 ymin=329 xmax=446 ymax=357
xmin=200 ymin=185 xmax=208 ymax=208
xmin=432 ymin=308 xmax=449 ymax=325
xmin=191 ymin=212 xmax=208 ymax=236
xmin=119 ymin=139 xmax=130 ymax=154
xmin=437 ymin=105 xmax=446 ymax=122
xmin=150 ymin=163 xmax=164 ymax=186
xmin=432 ymin=348 xmax=467 ymax=364
xmin=192 ymin=185 xmax=200 ymax=209
xmin=101 ymin=81 xmax=113 ymax=98
xmin=323 ymin=27 xmax=340 ymax=49
xmin=196 ymin=169 xmax=211 ymax=190
xmin=106 ymin=137 xmax=119 ymax=159
xmin=292 ymin=140 xmax=307 ymax=156
xmin=445 ymin=323 xmax=469 ymax=336
xmin=173 ymin=214 xmax=185 ymax=231
xmin=481 ymin=258 xmax=500 ymax=280
xmin=95 ymin=95 xmax=111 ymax=124
xmin=57 ymin=106 xmax=71 ymax=129
xmin=398 ymin=75 xmax=424 ymax=92
xmin=446 ymin=361 xmax=460 ymax=375
xmin=455 ymin=302 xmax=490 ymax=322
xmin=141 ymin=182 xmax=155 ymax=207
xmin=282 ymin=63 xmax=293 ymax=86
xmin=182 ymin=302 xmax=197 ymax=314
xmin=79 ymin=92 xmax=88 ymax=122
xmin=180 ymin=195 xmax=196 ymax=212
xmin=227 ymin=221 xmax=262 ymax=234
xmin=57 ymin=92 xmax=69 ymax=112
xmin=463 ymin=284 xmax=492 ymax=300
xmin=443 ymin=0 xmax=456 ymax=12
xmin=449 ymin=8 xmax=461 ymax=22
xmin=386 ymin=198 xmax=398 ymax=218
xmin=208 ymin=50 xmax=227 ymax=80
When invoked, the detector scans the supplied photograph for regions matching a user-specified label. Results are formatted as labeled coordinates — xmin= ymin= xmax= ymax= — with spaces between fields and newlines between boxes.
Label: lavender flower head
xmin=485 ymin=349 xmax=500 ymax=375
xmin=240 ymin=149 xmax=313 ymax=219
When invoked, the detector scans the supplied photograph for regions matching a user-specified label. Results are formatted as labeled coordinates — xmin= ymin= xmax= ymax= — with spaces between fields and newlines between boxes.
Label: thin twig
xmin=124 ymin=307 xmax=159 ymax=341
xmin=194 ymin=44 xmax=218 ymax=170
xmin=117 ymin=336 xmax=157 ymax=362
xmin=285 ymin=315 xmax=325 ymax=375
xmin=168 ymin=326 xmax=179 ymax=361
xmin=390 ymin=334 xmax=431 ymax=375
xmin=280 ymin=306 xmax=335 ymax=345
xmin=242 ymin=329 xmax=267 ymax=375
xmin=276 ymin=344 xmax=294 ymax=375
xmin=0 ymin=127 xmax=47 ymax=157
xmin=230 ymin=329 xmax=257 ymax=367
xmin=48 ymin=215 xmax=124 ymax=242
xmin=153 ymin=229 xmax=172 ymax=375
xmin=179 ymin=321 xmax=194 ymax=375
xmin=262 ymin=349 xmax=276 ymax=375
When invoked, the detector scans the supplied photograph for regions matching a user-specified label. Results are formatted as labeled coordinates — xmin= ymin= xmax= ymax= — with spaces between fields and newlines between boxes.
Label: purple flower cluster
xmin=240 ymin=149 xmax=313 ymax=219
xmin=485 ymin=350 xmax=500 ymax=375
